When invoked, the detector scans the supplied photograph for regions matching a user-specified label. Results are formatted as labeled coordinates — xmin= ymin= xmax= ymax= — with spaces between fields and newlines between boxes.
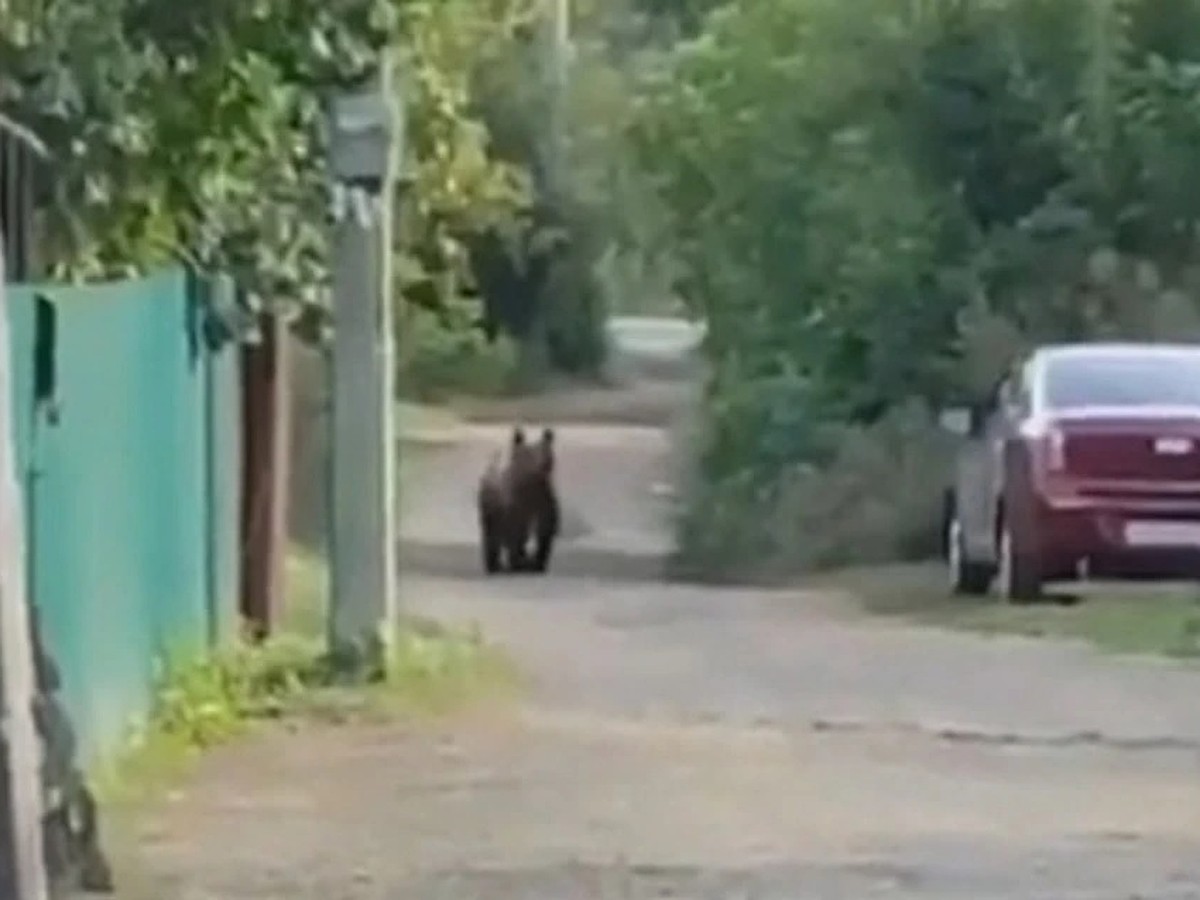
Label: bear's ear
xmin=511 ymin=426 xmax=526 ymax=446
xmin=540 ymin=427 xmax=555 ymax=446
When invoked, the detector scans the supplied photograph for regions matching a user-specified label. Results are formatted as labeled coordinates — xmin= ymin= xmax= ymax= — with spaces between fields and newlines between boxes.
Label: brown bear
xmin=477 ymin=426 xmax=560 ymax=574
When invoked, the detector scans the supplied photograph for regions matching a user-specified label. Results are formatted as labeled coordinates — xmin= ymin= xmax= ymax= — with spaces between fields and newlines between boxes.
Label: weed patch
xmin=823 ymin=563 xmax=1200 ymax=661
xmin=95 ymin=551 xmax=516 ymax=807
xmin=675 ymin=403 xmax=954 ymax=582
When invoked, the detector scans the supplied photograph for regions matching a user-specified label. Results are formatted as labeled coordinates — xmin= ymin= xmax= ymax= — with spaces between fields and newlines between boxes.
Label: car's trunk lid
xmin=1054 ymin=406 xmax=1200 ymax=482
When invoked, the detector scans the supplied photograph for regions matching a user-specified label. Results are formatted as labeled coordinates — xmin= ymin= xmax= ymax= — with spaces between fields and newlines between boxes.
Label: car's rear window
xmin=1044 ymin=351 xmax=1200 ymax=410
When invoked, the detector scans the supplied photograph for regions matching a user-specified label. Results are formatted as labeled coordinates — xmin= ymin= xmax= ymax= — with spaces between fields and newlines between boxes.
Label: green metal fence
xmin=6 ymin=267 xmax=241 ymax=762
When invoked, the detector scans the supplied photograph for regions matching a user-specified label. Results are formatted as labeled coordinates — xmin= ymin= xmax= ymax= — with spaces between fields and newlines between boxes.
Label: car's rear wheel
xmin=947 ymin=512 xmax=992 ymax=596
xmin=997 ymin=518 xmax=1042 ymax=603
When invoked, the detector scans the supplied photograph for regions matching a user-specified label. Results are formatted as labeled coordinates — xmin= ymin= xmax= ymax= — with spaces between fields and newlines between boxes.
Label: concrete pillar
xmin=328 ymin=186 xmax=397 ymax=678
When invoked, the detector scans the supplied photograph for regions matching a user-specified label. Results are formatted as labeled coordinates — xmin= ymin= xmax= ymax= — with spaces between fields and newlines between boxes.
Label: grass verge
xmin=816 ymin=562 xmax=1200 ymax=661
xmin=94 ymin=547 xmax=518 ymax=809
xmin=395 ymin=400 xmax=473 ymax=447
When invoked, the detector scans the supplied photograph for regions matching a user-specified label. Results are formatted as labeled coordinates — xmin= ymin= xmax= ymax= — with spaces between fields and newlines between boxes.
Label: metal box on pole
xmin=327 ymin=69 xmax=401 ymax=191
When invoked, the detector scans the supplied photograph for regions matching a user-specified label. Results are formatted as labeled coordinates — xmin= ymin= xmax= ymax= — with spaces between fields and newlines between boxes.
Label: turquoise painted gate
xmin=6 ymin=268 xmax=241 ymax=762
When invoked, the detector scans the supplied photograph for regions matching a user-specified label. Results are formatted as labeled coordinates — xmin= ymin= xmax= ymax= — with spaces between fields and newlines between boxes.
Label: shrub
xmin=148 ymin=635 xmax=323 ymax=750
xmin=97 ymin=616 xmax=515 ymax=805
xmin=646 ymin=0 xmax=1200 ymax=583
xmin=398 ymin=299 xmax=521 ymax=401
xmin=674 ymin=401 xmax=955 ymax=582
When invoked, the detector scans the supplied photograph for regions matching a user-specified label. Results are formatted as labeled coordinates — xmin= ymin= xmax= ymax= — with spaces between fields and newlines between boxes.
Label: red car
xmin=945 ymin=342 xmax=1200 ymax=601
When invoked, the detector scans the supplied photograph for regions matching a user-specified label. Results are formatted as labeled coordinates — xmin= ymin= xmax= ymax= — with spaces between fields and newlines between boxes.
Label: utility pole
xmin=326 ymin=63 xmax=402 ymax=680
xmin=519 ymin=0 xmax=571 ymax=380
xmin=0 ymin=230 xmax=49 ymax=900
xmin=545 ymin=0 xmax=570 ymax=197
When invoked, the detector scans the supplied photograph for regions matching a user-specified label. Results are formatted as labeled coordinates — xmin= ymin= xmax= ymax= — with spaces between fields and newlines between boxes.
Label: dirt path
xmin=130 ymin=392 xmax=1200 ymax=899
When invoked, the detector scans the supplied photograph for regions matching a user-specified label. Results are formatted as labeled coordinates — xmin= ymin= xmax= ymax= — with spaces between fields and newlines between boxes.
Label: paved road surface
xmin=132 ymin=410 xmax=1200 ymax=900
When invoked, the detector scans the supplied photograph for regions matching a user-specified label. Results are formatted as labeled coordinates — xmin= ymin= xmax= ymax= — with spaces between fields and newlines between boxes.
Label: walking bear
xmin=477 ymin=426 xmax=560 ymax=574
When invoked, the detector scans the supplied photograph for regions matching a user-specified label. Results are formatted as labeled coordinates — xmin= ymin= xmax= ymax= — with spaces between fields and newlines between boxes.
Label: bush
xmin=674 ymin=401 xmax=955 ymax=582
xmin=645 ymin=0 xmax=1200 ymax=583
xmin=97 ymin=616 xmax=516 ymax=804
xmin=541 ymin=240 xmax=609 ymax=377
xmin=148 ymin=636 xmax=323 ymax=750
xmin=398 ymin=299 xmax=521 ymax=401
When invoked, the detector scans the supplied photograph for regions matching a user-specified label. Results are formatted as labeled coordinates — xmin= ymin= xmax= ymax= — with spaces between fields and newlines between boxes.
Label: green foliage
xmin=2 ymin=0 xmax=397 ymax=302
xmin=397 ymin=0 xmax=536 ymax=322
xmin=387 ymin=620 xmax=514 ymax=707
xmin=85 ymin=546 xmax=511 ymax=805
xmin=625 ymin=0 xmax=727 ymax=39
xmin=2 ymin=0 xmax=670 ymax=386
xmin=675 ymin=401 xmax=955 ymax=581
xmin=149 ymin=636 xmax=322 ymax=749
xmin=398 ymin=296 xmax=520 ymax=400
xmin=97 ymin=615 xmax=515 ymax=803
xmin=1 ymin=0 xmax=538 ymax=339
xmin=641 ymin=0 xmax=1200 ymax=578
xmin=832 ymin=564 xmax=1200 ymax=661
xmin=461 ymin=0 xmax=681 ymax=376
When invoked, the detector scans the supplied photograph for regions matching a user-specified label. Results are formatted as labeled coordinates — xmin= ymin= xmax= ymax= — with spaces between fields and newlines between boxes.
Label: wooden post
xmin=239 ymin=313 xmax=291 ymax=641
xmin=0 ymin=230 xmax=49 ymax=899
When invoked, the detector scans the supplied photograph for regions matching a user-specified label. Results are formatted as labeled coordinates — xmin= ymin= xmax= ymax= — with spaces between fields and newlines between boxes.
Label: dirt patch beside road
xmin=820 ymin=561 xmax=1200 ymax=661
xmin=127 ymin=562 xmax=1200 ymax=899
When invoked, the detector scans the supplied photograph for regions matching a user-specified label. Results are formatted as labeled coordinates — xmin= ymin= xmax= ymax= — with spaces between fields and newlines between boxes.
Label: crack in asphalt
xmin=806 ymin=717 xmax=1200 ymax=754
xmin=528 ymin=706 xmax=1200 ymax=756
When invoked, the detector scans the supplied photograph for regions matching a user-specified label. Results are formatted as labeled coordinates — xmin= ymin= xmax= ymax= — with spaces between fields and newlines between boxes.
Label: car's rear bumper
xmin=1034 ymin=490 xmax=1200 ymax=578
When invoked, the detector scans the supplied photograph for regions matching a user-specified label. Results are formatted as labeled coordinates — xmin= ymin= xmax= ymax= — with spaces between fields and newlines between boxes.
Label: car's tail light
xmin=1045 ymin=427 xmax=1067 ymax=472
xmin=1018 ymin=418 xmax=1069 ymax=475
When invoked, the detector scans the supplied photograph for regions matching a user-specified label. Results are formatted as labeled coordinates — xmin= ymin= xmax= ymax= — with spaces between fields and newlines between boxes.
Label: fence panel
xmin=6 ymin=267 xmax=240 ymax=761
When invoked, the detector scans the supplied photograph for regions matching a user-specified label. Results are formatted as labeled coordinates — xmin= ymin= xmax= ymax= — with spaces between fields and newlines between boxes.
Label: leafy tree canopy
xmin=636 ymin=0 xmax=1200 ymax=573
xmin=0 ymin=0 xmax=536 ymax=335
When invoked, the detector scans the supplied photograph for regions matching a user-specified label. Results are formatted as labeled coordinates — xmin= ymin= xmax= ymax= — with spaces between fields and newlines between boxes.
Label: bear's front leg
xmin=479 ymin=509 xmax=503 ymax=574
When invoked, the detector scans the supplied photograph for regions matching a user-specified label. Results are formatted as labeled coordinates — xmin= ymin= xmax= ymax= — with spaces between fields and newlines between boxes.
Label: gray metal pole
xmin=0 ymin=231 xmax=49 ymax=900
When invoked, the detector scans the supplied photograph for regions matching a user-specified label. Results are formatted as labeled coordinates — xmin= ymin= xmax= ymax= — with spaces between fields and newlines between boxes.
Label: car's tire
xmin=997 ymin=518 xmax=1042 ymax=603
xmin=947 ymin=511 xmax=993 ymax=596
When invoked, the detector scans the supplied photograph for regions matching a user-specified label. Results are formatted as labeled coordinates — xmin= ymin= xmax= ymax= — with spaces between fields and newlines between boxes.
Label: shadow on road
xmin=399 ymin=539 xmax=668 ymax=585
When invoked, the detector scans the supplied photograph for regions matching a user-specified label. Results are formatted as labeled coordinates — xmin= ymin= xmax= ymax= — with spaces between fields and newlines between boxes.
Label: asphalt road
xmin=131 ymin=369 xmax=1200 ymax=899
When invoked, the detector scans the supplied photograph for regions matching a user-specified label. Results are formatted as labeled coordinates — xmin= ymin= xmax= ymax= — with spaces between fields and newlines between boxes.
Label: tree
xmin=636 ymin=0 xmax=1200 ymax=576
xmin=0 ymin=0 xmax=535 ymax=338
